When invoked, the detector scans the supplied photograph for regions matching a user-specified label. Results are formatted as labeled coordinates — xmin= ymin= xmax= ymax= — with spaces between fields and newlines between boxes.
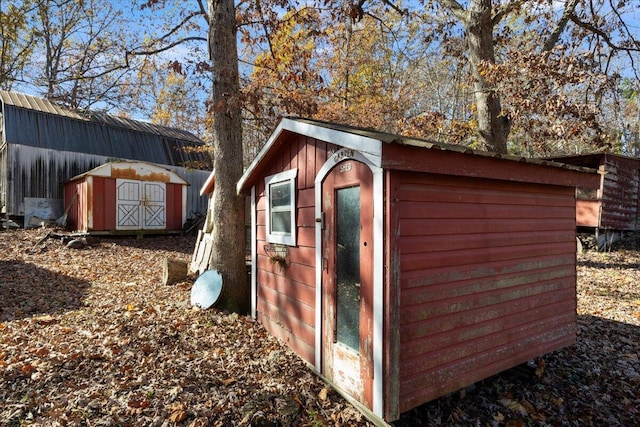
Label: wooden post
xmin=163 ymin=258 xmax=188 ymax=285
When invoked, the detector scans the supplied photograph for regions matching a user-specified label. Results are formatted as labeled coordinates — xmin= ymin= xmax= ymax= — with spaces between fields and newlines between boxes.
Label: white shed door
xmin=116 ymin=179 xmax=166 ymax=230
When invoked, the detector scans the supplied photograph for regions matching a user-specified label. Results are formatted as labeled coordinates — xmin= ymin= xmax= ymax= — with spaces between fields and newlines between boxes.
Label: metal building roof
xmin=0 ymin=90 xmax=202 ymax=144
xmin=0 ymin=91 xmax=211 ymax=168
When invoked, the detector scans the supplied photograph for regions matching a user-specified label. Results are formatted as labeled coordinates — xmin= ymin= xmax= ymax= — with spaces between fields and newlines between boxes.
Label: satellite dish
xmin=191 ymin=269 xmax=223 ymax=309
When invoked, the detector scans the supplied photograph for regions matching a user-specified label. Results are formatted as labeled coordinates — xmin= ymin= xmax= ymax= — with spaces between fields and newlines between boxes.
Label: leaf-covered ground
xmin=1 ymin=229 xmax=639 ymax=426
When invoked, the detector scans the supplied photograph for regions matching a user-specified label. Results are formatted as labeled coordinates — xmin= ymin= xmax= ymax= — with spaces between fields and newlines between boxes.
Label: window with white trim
xmin=265 ymin=169 xmax=297 ymax=246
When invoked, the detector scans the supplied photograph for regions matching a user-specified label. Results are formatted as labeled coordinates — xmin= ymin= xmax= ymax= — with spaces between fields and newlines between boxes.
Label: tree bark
xmin=466 ymin=0 xmax=509 ymax=154
xmin=207 ymin=0 xmax=250 ymax=314
xmin=437 ymin=0 xmax=510 ymax=154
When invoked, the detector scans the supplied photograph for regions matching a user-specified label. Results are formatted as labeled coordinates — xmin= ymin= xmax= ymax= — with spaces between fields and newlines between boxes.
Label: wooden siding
xmin=392 ymin=172 xmax=578 ymax=413
xmin=254 ymin=134 xmax=336 ymax=366
xmin=166 ymin=184 xmax=183 ymax=230
xmin=64 ymin=180 xmax=87 ymax=232
xmin=65 ymin=176 xmax=183 ymax=232
xmin=550 ymin=153 xmax=640 ymax=231
xmin=599 ymin=156 xmax=639 ymax=230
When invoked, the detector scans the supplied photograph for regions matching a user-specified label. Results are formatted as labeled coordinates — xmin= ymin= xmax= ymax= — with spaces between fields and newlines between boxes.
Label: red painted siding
xmin=391 ymin=172 xmax=578 ymax=413
xmin=104 ymin=179 xmax=116 ymax=230
xmin=65 ymin=180 xmax=87 ymax=232
xmin=599 ymin=156 xmax=639 ymax=230
xmin=551 ymin=153 xmax=640 ymax=231
xmin=92 ymin=177 xmax=107 ymax=230
xmin=166 ymin=183 xmax=184 ymax=230
xmin=65 ymin=174 xmax=183 ymax=232
xmin=254 ymin=134 xmax=337 ymax=366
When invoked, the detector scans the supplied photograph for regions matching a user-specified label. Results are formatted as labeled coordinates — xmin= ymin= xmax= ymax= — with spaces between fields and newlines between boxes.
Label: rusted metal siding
xmin=0 ymin=144 xmax=8 ymax=212
xmin=5 ymin=144 xmax=103 ymax=215
xmin=393 ymin=171 xmax=578 ymax=413
xmin=254 ymin=133 xmax=336 ymax=365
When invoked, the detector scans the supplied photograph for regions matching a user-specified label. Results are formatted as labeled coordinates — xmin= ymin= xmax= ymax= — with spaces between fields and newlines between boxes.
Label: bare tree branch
xmin=380 ymin=0 xmax=408 ymax=16
xmin=128 ymin=36 xmax=208 ymax=57
xmin=607 ymin=0 xmax=640 ymax=80
xmin=196 ymin=0 xmax=209 ymax=25
xmin=434 ymin=0 xmax=468 ymax=23
xmin=491 ymin=0 xmax=528 ymax=26
xmin=542 ymin=0 xmax=580 ymax=51
xmin=569 ymin=14 xmax=640 ymax=53
xmin=254 ymin=0 xmax=275 ymax=59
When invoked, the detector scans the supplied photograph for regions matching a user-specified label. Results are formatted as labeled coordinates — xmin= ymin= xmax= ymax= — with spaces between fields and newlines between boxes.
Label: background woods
xmin=1 ymin=0 xmax=639 ymax=157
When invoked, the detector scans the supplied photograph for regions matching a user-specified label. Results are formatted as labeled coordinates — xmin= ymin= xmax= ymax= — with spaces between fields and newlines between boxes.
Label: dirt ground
xmin=1 ymin=229 xmax=639 ymax=426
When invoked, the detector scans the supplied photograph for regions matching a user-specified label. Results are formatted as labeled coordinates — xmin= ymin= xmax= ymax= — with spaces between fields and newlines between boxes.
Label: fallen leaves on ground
xmin=1 ymin=229 xmax=639 ymax=426
xmin=0 ymin=229 xmax=366 ymax=427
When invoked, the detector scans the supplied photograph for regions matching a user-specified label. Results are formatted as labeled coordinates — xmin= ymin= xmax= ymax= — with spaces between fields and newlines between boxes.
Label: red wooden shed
xmin=237 ymin=118 xmax=600 ymax=423
xmin=64 ymin=161 xmax=188 ymax=234
xmin=549 ymin=153 xmax=640 ymax=231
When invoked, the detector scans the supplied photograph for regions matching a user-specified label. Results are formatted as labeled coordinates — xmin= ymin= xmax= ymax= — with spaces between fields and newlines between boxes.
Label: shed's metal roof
xmin=0 ymin=90 xmax=202 ymax=144
xmin=291 ymin=117 xmax=595 ymax=172
xmin=238 ymin=117 xmax=599 ymax=193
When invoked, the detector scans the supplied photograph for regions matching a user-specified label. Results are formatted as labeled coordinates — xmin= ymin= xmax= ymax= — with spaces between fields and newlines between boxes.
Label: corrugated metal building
xmin=0 ymin=91 xmax=211 ymax=223
xmin=549 ymin=152 xmax=640 ymax=232
xmin=237 ymin=118 xmax=599 ymax=423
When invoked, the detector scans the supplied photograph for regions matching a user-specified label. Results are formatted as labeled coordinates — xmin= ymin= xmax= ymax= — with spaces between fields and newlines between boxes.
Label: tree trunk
xmin=466 ymin=0 xmax=510 ymax=154
xmin=207 ymin=0 xmax=249 ymax=314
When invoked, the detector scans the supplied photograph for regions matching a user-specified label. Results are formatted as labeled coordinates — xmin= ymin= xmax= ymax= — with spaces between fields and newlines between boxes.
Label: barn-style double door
xmin=321 ymin=159 xmax=374 ymax=409
xmin=115 ymin=179 xmax=166 ymax=230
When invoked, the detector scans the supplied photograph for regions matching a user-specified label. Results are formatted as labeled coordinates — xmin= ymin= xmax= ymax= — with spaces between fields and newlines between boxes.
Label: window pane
xmin=271 ymin=211 xmax=291 ymax=233
xmin=265 ymin=170 xmax=297 ymax=246
xmin=270 ymin=181 xmax=291 ymax=208
xmin=336 ymin=186 xmax=360 ymax=351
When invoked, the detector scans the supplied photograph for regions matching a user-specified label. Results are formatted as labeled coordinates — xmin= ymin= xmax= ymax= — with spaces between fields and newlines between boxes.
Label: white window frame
xmin=265 ymin=168 xmax=297 ymax=246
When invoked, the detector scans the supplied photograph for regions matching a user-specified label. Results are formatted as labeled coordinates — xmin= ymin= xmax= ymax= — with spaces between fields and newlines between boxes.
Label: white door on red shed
xmin=116 ymin=179 xmax=166 ymax=230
